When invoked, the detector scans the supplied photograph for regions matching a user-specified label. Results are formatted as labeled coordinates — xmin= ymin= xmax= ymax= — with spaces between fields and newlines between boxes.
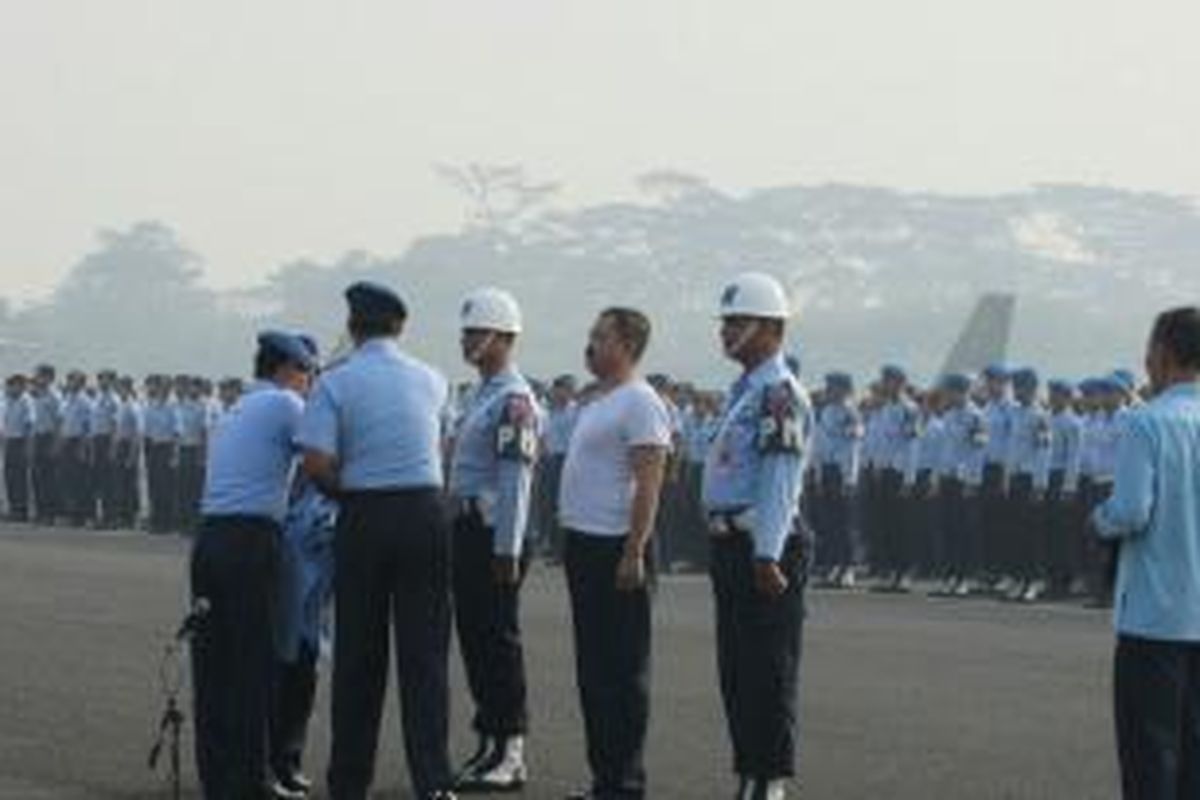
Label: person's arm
xmin=751 ymin=383 xmax=809 ymax=597
xmin=297 ymin=381 xmax=342 ymax=498
xmin=1092 ymin=416 xmax=1155 ymax=540
xmin=492 ymin=394 xmax=540 ymax=584
xmin=616 ymin=444 xmax=668 ymax=591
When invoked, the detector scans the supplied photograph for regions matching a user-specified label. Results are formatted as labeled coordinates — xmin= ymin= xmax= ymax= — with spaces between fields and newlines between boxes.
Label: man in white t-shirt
xmin=558 ymin=307 xmax=671 ymax=800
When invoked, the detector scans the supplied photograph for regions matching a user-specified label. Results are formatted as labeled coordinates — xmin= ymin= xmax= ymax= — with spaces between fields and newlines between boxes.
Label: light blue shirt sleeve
xmin=753 ymin=451 xmax=805 ymax=561
xmin=1092 ymin=417 xmax=1154 ymax=540
xmin=493 ymin=458 xmax=534 ymax=557
xmin=298 ymin=380 xmax=340 ymax=457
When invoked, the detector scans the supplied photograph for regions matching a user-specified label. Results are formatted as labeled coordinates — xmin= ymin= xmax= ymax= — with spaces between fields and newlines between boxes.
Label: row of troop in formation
xmin=528 ymin=361 xmax=1139 ymax=609
xmin=0 ymin=368 xmax=245 ymax=532
xmin=4 ymin=351 xmax=1137 ymax=617
xmin=190 ymin=273 xmax=810 ymax=800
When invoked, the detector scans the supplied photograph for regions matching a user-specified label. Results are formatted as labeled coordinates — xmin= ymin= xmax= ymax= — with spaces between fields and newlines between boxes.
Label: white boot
xmin=760 ymin=778 xmax=787 ymax=800
xmin=473 ymin=736 xmax=527 ymax=790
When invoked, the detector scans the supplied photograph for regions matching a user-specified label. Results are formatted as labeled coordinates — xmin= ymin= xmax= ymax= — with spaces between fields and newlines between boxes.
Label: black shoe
xmin=454 ymin=735 xmax=496 ymax=785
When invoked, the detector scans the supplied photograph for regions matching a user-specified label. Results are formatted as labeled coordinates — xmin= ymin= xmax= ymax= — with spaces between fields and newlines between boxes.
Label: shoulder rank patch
xmin=496 ymin=394 xmax=538 ymax=462
xmin=757 ymin=381 xmax=803 ymax=454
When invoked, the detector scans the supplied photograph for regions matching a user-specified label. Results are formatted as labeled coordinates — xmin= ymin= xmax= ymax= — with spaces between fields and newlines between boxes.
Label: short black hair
xmin=348 ymin=312 xmax=403 ymax=340
xmin=599 ymin=307 xmax=652 ymax=362
xmin=1152 ymin=306 xmax=1200 ymax=370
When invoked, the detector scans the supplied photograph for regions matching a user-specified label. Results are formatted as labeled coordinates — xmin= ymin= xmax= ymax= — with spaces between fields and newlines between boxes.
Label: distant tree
xmin=19 ymin=221 xmax=244 ymax=374
xmin=435 ymin=162 xmax=560 ymax=235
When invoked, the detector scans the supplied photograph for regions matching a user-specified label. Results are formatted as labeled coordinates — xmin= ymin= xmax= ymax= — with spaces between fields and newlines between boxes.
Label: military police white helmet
xmin=460 ymin=287 xmax=523 ymax=334
xmin=717 ymin=272 xmax=791 ymax=320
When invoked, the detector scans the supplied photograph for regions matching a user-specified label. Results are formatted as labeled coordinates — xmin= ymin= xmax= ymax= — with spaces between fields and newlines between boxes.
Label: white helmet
xmin=460 ymin=287 xmax=523 ymax=334
xmin=717 ymin=272 xmax=790 ymax=320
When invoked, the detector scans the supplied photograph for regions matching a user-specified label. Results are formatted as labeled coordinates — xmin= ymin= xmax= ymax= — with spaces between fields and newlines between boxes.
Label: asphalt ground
xmin=0 ymin=524 xmax=1119 ymax=799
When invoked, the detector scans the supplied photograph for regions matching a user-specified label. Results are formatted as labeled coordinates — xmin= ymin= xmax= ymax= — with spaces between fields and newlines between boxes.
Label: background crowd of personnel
xmin=1 ymin=356 xmax=1137 ymax=609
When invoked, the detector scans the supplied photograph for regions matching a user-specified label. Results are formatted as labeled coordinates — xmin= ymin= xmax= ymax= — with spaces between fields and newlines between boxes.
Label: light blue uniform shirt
xmin=144 ymin=400 xmax=181 ymax=444
xmin=449 ymin=366 xmax=541 ymax=557
xmin=1048 ymin=409 xmax=1083 ymax=493
xmin=983 ymin=398 xmax=1015 ymax=467
xmin=1081 ymin=411 xmax=1122 ymax=483
xmin=686 ymin=414 xmax=718 ymax=464
xmin=861 ymin=407 xmax=886 ymax=469
xmin=4 ymin=393 xmax=36 ymax=438
xmin=939 ymin=403 xmax=988 ymax=486
xmin=874 ymin=398 xmax=921 ymax=473
xmin=201 ymin=381 xmax=305 ymax=522
xmin=544 ymin=404 xmax=578 ymax=457
xmin=298 ymin=338 xmax=449 ymax=491
xmin=61 ymin=392 xmax=94 ymax=438
xmin=905 ymin=413 xmax=945 ymax=485
xmin=179 ymin=399 xmax=209 ymax=447
xmin=1006 ymin=403 xmax=1052 ymax=489
xmin=117 ymin=399 xmax=144 ymax=442
xmin=1093 ymin=382 xmax=1200 ymax=641
xmin=814 ymin=401 xmax=862 ymax=487
xmin=701 ymin=353 xmax=813 ymax=561
xmin=32 ymin=389 xmax=62 ymax=436
xmin=90 ymin=390 xmax=121 ymax=437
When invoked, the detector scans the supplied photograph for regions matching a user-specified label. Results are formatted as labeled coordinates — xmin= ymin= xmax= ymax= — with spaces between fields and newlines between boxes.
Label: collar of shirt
xmin=731 ymin=352 xmax=787 ymax=403
xmin=354 ymin=337 xmax=401 ymax=361
xmin=1155 ymin=380 xmax=1200 ymax=403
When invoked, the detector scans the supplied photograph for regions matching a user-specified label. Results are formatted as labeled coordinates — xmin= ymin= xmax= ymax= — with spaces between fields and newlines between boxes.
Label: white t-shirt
xmin=558 ymin=379 xmax=672 ymax=537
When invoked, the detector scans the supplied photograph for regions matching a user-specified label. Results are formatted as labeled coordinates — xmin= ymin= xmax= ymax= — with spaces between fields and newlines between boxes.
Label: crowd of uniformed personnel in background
xmin=530 ymin=361 xmax=1139 ymax=609
xmin=1 ymin=356 xmax=1135 ymax=610
xmin=0 ymin=366 xmax=244 ymax=533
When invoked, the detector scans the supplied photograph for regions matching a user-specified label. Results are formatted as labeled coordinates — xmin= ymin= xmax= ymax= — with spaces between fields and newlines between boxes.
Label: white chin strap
xmin=726 ymin=319 xmax=762 ymax=358
xmin=466 ymin=331 xmax=497 ymax=365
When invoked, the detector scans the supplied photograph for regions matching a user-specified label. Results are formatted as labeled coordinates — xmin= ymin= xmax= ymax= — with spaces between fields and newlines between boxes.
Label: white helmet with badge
xmin=460 ymin=287 xmax=523 ymax=334
xmin=717 ymin=272 xmax=791 ymax=320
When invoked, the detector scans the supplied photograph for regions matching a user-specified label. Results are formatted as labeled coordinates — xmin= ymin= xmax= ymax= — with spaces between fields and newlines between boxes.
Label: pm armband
xmin=496 ymin=395 xmax=538 ymax=462
xmin=757 ymin=383 xmax=804 ymax=455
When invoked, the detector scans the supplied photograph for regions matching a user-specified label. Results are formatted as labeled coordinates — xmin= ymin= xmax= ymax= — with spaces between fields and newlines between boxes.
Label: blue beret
xmin=1012 ymin=367 xmax=1039 ymax=388
xmin=1047 ymin=379 xmax=1075 ymax=395
xmin=345 ymin=281 xmax=407 ymax=319
xmin=257 ymin=330 xmax=316 ymax=371
xmin=296 ymin=334 xmax=319 ymax=359
xmin=983 ymin=362 xmax=1010 ymax=380
xmin=881 ymin=364 xmax=907 ymax=382
xmin=825 ymin=372 xmax=854 ymax=391
xmin=1110 ymin=369 xmax=1136 ymax=392
xmin=940 ymin=373 xmax=971 ymax=393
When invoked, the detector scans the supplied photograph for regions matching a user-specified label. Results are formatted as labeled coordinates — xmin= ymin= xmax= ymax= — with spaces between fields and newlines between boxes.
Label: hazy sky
xmin=3 ymin=0 xmax=1198 ymax=301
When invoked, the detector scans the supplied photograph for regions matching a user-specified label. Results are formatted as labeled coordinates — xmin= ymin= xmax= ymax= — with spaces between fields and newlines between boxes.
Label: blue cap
xmin=296 ymin=334 xmax=319 ymax=359
xmin=1047 ymin=379 xmax=1075 ymax=395
xmin=983 ymin=362 xmax=1010 ymax=380
xmin=1012 ymin=367 xmax=1039 ymax=389
xmin=345 ymin=281 xmax=407 ymax=320
xmin=257 ymin=330 xmax=316 ymax=371
xmin=825 ymin=372 xmax=854 ymax=391
xmin=881 ymin=364 xmax=907 ymax=382
xmin=940 ymin=373 xmax=972 ymax=393
xmin=1110 ymin=369 xmax=1136 ymax=393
